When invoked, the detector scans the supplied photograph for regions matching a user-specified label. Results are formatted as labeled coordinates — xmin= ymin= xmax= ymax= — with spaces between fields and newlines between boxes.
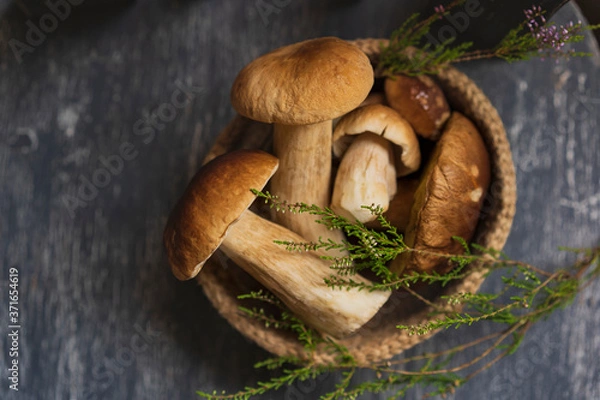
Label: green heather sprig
xmin=252 ymin=189 xmax=406 ymax=285
xmin=197 ymin=193 xmax=600 ymax=399
xmin=379 ymin=2 xmax=600 ymax=76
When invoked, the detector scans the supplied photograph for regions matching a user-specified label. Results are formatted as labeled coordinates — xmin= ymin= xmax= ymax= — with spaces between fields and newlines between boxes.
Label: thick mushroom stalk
xmin=331 ymin=104 xmax=421 ymax=223
xmin=331 ymin=132 xmax=397 ymax=223
xmin=223 ymin=211 xmax=390 ymax=338
xmin=164 ymin=150 xmax=390 ymax=339
xmin=271 ymin=121 xmax=338 ymax=246
xmin=230 ymin=37 xmax=374 ymax=250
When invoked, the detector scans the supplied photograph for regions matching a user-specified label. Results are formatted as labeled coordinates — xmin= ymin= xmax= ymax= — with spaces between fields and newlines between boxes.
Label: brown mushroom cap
xmin=332 ymin=104 xmax=421 ymax=176
xmin=384 ymin=74 xmax=450 ymax=141
xmin=390 ymin=112 xmax=491 ymax=275
xmin=230 ymin=37 xmax=374 ymax=125
xmin=163 ymin=150 xmax=279 ymax=280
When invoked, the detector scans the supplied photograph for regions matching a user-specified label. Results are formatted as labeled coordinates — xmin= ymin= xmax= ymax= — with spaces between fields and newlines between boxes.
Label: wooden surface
xmin=1 ymin=1 xmax=599 ymax=399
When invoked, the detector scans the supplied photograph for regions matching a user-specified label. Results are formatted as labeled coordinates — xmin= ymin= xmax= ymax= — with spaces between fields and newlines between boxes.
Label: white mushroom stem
xmin=331 ymin=132 xmax=397 ymax=223
xmin=271 ymin=122 xmax=348 ymax=255
xmin=221 ymin=210 xmax=390 ymax=339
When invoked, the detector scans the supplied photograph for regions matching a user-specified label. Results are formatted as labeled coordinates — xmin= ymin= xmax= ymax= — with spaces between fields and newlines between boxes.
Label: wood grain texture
xmin=0 ymin=1 xmax=598 ymax=399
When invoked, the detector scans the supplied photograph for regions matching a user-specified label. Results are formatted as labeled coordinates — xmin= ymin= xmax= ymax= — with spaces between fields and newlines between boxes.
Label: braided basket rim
xmin=196 ymin=38 xmax=517 ymax=366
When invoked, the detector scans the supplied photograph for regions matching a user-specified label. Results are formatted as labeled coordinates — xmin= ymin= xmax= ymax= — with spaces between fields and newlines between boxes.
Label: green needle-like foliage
xmin=196 ymin=192 xmax=600 ymax=399
xmin=378 ymin=1 xmax=600 ymax=77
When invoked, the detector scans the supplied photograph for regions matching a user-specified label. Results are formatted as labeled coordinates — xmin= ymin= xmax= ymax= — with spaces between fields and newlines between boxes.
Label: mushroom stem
xmin=221 ymin=210 xmax=390 ymax=339
xmin=331 ymin=132 xmax=397 ymax=223
xmin=271 ymin=122 xmax=347 ymax=253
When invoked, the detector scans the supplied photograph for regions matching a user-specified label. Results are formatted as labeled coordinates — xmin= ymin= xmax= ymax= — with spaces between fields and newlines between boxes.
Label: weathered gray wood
xmin=0 ymin=1 xmax=598 ymax=399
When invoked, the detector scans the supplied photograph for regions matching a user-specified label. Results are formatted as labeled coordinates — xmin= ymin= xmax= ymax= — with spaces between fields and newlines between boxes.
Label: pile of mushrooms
xmin=163 ymin=37 xmax=491 ymax=340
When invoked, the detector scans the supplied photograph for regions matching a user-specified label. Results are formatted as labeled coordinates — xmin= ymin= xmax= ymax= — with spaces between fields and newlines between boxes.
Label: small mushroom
xmin=384 ymin=74 xmax=451 ymax=140
xmin=331 ymin=104 xmax=421 ymax=223
xmin=164 ymin=149 xmax=390 ymax=339
xmin=389 ymin=112 xmax=491 ymax=275
xmin=331 ymin=132 xmax=397 ymax=223
xmin=230 ymin=37 xmax=374 ymax=250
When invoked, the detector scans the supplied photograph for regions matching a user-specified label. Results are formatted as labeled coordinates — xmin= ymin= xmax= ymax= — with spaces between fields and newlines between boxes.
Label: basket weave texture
xmin=196 ymin=38 xmax=517 ymax=365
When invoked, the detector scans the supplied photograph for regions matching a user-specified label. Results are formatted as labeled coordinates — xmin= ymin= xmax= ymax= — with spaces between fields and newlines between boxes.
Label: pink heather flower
xmin=523 ymin=5 xmax=583 ymax=54
xmin=434 ymin=5 xmax=445 ymax=14
xmin=524 ymin=5 xmax=544 ymax=33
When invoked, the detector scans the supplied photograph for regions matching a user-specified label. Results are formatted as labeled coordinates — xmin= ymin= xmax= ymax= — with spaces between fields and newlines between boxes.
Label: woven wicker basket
xmin=196 ymin=38 xmax=517 ymax=366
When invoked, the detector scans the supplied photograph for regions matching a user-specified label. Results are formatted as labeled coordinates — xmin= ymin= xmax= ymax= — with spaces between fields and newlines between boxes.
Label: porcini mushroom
xmin=331 ymin=132 xmax=397 ymax=223
xmin=389 ymin=112 xmax=491 ymax=275
xmin=230 ymin=37 xmax=374 ymax=249
xmin=385 ymin=74 xmax=451 ymax=141
xmin=331 ymin=104 xmax=421 ymax=223
xmin=164 ymin=149 xmax=390 ymax=339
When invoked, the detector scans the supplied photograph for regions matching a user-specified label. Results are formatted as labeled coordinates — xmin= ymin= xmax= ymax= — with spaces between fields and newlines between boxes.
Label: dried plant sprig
xmin=379 ymin=3 xmax=600 ymax=76
xmin=197 ymin=195 xmax=600 ymax=399
xmin=254 ymin=190 xmax=406 ymax=284
xmin=379 ymin=0 xmax=472 ymax=76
